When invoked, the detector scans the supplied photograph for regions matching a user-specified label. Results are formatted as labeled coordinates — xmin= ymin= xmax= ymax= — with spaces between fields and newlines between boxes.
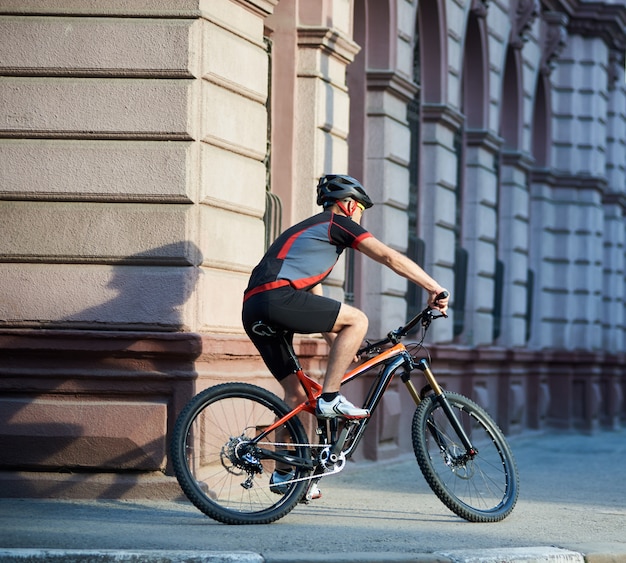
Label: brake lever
xmin=359 ymin=347 xmax=381 ymax=359
xmin=420 ymin=308 xmax=447 ymax=330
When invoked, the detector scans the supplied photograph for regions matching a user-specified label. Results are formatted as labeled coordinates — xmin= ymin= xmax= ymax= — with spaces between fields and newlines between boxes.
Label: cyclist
xmin=242 ymin=174 xmax=449 ymax=495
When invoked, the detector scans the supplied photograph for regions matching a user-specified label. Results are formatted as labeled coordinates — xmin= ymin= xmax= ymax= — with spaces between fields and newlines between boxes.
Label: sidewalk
xmin=1 ymin=430 xmax=625 ymax=562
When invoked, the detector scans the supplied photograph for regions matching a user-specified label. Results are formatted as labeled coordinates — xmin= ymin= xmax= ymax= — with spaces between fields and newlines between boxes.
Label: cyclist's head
xmin=316 ymin=174 xmax=373 ymax=211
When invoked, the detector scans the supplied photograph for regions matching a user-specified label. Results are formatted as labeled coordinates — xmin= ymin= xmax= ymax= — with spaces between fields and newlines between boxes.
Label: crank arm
xmin=257 ymin=448 xmax=315 ymax=470
xmin=257 ymin=462 xmax=346 ymax=491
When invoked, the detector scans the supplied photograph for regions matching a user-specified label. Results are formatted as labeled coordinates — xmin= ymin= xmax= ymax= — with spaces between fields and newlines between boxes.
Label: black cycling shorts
xmin=242 ymin=286 xmax=341 ymax=381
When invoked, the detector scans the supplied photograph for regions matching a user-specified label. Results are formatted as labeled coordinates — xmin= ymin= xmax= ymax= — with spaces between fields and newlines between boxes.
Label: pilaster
xmin=294 ymin=25 xmax=360 ymax=217
xmin=462 ymin=129 xmax=502 ymax=346
xmin=497 ymin=150 xmax=534 ymax=348
xmin=418 ymin=103 xmax=464 ymax=343
xmin=293 ymin=23 xmax=359 ymax=301
xmin=359 ymin=70 xmax=419 ymax=337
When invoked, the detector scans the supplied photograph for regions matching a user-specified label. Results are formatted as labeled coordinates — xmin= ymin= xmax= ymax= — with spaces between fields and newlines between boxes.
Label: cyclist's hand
xmin=428 ymin=288 xmax=449 ymax=314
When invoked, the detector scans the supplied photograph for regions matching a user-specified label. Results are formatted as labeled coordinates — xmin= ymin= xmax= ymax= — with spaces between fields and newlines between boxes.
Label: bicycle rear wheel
xmin=412 ymin=391 xmax=519 ymax=522
xmin=170 ymin=382 xmax=311 ymax=524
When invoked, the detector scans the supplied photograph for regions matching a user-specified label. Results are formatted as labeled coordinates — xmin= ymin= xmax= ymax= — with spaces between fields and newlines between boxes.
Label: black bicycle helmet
xmin=316 ymin=174 xmax=374 ymax=209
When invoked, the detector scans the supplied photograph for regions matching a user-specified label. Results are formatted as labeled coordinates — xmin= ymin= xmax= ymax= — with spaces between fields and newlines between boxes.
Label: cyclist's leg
xmin=242 ymin=296 xmax=306 ymax=408
xmin=268 ymin=372 xmax=305 ymax=474
xmin=241 ymin=323 xmax=302 ymax=473
xmin=244 ymin=286 xmax=366 ymax=399
xmin=280 ymin=372 xmax=307 ymax=409
xmin=322 ymin=303 xmax=368 ymax=394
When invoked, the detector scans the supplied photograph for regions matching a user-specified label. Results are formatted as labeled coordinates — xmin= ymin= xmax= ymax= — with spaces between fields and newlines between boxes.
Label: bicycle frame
xmin=250 ymin=325 xmax=476 ymax=466
xmin=251 ymin=342 xmax=404 ymax=460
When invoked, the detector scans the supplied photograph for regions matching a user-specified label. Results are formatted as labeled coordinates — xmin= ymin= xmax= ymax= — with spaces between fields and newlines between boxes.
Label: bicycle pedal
xmin=300 ymin=482 xmax=322 ymax=503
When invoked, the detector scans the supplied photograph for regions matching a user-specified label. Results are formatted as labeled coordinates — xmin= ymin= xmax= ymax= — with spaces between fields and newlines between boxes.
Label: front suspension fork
xmin=402 ymin=358 xmax=477 ymax=456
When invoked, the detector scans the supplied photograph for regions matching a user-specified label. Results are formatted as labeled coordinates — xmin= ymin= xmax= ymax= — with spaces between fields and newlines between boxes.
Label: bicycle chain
xmin=258 ymin=441 xmax=319 ymax=448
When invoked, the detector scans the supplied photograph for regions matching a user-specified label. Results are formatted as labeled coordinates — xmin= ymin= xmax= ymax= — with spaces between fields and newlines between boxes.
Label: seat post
xmin=279 ymin=332 xmax=303 ymax=373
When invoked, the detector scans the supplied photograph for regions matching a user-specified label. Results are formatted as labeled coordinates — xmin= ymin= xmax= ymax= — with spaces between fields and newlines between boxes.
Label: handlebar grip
xmin=433 ymin=290 xmax=449 ymax=318
xmin=435 ymin=290 xmax=449 ymax=302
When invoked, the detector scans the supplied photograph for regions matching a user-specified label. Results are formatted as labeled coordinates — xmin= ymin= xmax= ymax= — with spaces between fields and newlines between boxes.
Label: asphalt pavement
xmin=0 ymin=429 xmax=625 ymax=562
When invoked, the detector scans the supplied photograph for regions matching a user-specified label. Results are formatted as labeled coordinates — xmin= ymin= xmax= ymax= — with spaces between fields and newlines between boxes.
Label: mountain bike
xmin=170 ymin=293 xmax=519 ymax=524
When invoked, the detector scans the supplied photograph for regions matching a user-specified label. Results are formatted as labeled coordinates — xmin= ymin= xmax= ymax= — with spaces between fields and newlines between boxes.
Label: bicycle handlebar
xmin=399 ymin=290 xmax=448 ymax=335
xmin=357 ymin=290 xmax=449 ymax=356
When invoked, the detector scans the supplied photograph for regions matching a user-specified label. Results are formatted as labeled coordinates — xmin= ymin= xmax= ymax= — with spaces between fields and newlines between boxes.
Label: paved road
xmin=0 ymin=429 xmax=625 ymax=562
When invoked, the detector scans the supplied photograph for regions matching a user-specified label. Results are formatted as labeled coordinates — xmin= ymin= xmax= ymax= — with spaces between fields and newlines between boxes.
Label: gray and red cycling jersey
xmin=244 ymin=210 xmax=373 ymax=299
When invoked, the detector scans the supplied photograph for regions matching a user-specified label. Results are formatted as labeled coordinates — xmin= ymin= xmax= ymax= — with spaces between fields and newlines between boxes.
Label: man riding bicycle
xmin=242 ymin=174 xmax=449 ymax=496
xmin=243 ymin=174 xmax=449 ymax=414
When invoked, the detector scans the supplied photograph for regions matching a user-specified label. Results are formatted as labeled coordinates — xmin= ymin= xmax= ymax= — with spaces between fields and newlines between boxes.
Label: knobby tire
xmin=170 ymin=382 xmax=311 ymax=524
xmin=412 ymin=391 xmax=519 ymax=522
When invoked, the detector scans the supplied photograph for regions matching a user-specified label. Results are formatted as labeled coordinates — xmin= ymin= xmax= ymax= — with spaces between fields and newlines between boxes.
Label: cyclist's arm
xmin=357 ymin=236 xmax=449 ymax=312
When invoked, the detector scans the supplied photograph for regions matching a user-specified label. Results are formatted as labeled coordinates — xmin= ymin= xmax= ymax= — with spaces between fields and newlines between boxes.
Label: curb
xmin=0 ymin=547 xmax=591 ymax=563
xmin=0 ymin=550 xmax=263 ymax=563
xmin=436 ymin=547 xmax=584 ymax=562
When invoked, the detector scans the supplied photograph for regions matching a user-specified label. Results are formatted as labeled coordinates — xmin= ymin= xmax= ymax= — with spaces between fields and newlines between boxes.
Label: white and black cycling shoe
xmin=315 ymin=394 xmax=369 ymax=419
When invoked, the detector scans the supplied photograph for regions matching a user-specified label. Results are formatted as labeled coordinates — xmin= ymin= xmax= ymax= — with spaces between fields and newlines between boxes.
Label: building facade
xmin=1 ymin=0 xmax=625 ymax=498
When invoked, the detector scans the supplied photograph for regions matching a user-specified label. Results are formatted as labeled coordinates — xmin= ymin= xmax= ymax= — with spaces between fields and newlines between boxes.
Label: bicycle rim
xmin=412 ymin=391 xmax=519 ymax=522
xmin=170 ymin=382 xmax=311 ymax=524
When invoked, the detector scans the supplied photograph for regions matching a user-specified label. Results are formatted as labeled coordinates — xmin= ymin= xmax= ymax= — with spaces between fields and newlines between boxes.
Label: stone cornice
xmin=567 ymin=1 xmax=626 ymax=50
xmin=0 ymin=330 xmax=203 ymax=359
xmin=501 ymin=149 xmax=536 ymax=171
xmin=297 ymin=26 xmax=361 ymax=65
xmin=539 ymin=1 xmax=626 ymax=50
xmin=234 ymin=0 xmax=279 ymax=18
xmin=421 ymin=103 xmax=465 ymax=132
xmin=0 ymin=4 xmax=201 ymax=17
xmin=366 ymin=70 xmax=419 ymax=103
xmin=423 ymin=344 xmax=625 ymax=365
xmin=602 ymin=191 xmax=626 ymax=210
xmin=0 ymin=0 xmax=273 ymax=19
xmin=530 ymin=168 xmax=608 ymax=195
xmin=465 ymin=129 xmax=503 ymax=154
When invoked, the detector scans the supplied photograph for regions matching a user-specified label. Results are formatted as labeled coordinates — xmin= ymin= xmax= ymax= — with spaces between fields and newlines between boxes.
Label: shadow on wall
xmin=61 ymin=241 xmax=203 ymax=332
xmin=0 ymin=242 xmax=204 ymax=499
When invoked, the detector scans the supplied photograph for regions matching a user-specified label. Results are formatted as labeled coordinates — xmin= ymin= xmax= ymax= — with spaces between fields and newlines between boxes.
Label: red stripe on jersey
xmin=329 ymin=216 xmax=373 ymax=249
xmin=243 ymin=279 xmax=290 ymax=301
xmin=352 ymin=232 xmax=373 ymax=248
xmin=289 ymin=266 xmax=334 ymax=290
xmin=276 ymin=228 xmax=307 ymax=260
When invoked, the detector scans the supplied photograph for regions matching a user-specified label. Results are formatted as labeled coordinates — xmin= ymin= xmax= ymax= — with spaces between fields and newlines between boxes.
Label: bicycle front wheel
xmin=170 ymin=382 xmax=311 ymax=524
xmin=412 ymin=391 xmax=519 ymax=522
